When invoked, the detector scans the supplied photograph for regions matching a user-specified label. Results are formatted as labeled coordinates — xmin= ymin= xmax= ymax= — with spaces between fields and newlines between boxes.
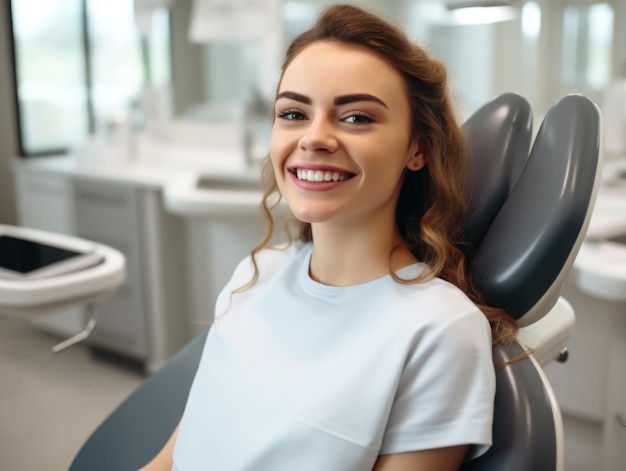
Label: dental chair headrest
xmin=470 ymin=94 xmax=603 ymax=326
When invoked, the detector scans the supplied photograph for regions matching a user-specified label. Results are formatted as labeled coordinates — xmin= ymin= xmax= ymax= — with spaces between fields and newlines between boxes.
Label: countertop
xmin=13 ymin=138 xmax=270 ymax=215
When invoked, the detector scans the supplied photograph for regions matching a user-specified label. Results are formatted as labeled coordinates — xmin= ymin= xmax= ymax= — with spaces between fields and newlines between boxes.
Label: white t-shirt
xmin=172 ymin=242 xmax=495 ymax=470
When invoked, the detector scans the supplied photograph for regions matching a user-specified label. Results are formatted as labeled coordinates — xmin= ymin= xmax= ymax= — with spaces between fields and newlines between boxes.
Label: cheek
xmin=269 ymin=129 xmax=296 ymax=171
xmin=360 ymin=140 xmax=408 ymax=173
xmin=359 ymin=141 xmax=411 ymax=189
xmin=268 ymin=133 xmax=281 ymax=167
xmin=269 ymin=127 xmax=284 ymax=160
xmin=269 ymin=134 xmax=289 ymax=192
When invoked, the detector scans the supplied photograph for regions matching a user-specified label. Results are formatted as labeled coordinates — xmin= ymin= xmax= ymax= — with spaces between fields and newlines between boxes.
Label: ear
xmin=406 ymin=139 xmax=427 ymax=172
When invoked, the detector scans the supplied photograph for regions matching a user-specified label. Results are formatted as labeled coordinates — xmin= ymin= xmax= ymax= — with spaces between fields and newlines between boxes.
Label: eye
xmin=343 ymin=113 xmax=375 ymax=124
xmin=277 ymin=110 xmax=306 ymax=121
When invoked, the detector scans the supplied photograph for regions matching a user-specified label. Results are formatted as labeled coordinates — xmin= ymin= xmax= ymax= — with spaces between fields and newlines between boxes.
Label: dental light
xmin=445 ymin=0 xmax=519 ymax=25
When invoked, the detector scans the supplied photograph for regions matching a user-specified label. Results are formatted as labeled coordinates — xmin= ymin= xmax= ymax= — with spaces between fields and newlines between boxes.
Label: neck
xmin=308 ymin=217 xmax=417 ymax=287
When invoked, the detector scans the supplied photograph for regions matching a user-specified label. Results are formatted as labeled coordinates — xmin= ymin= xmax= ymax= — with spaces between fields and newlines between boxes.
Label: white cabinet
xmin=13 ymin=163 xmax=190 ymax=373
xmin=73 ymin=178 xmax=190 ymax=371
xmin=14 ymin=170 xmax=75 ymax=234
xmin=73 ymin=179 xmax=149 ymax=360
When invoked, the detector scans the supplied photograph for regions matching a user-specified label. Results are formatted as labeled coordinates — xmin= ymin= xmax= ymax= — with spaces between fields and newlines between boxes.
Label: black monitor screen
xmin=0 ymin=235 xmax=82 ymax=274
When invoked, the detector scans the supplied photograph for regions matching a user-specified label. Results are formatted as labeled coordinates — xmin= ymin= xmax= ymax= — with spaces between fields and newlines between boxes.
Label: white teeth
xmin=296 ymin=169 xmax=348 ymax=182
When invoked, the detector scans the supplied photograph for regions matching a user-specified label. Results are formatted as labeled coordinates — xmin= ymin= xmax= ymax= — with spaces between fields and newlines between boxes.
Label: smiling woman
xmin=140 ymin=4 xmax=516 ymax=471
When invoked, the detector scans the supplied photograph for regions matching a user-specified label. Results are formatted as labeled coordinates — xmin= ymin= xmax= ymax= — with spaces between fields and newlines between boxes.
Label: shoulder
xmin=408 ymin=276 xmax=493 ymax=364
xmin=393 ymin=269 xmax=488 ymax=330
xmin=384 ymin=271 xmax=494 ymax=362
xmin=425 ymin=278 xmax=492 ymax=345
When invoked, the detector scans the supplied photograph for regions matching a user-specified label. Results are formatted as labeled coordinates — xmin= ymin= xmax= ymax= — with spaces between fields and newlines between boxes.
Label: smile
xmin=293 ymin=168 xmax=354 ymax=182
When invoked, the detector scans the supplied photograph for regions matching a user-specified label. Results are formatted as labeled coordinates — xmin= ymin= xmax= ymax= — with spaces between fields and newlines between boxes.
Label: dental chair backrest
xmin=69 ymin=94 xmax=603 ymax=471
xmin=463 ymin=92 xmax=533 ymax=252
xmin=470 ymin=94 xmax=602 ymax=328
xmin=460 ymin=93 xmax=603 ymax=471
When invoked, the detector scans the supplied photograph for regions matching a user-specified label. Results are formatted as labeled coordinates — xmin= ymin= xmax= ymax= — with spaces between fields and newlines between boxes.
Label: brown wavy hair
xmin=241 ymin=3 xmax=517 ymax=345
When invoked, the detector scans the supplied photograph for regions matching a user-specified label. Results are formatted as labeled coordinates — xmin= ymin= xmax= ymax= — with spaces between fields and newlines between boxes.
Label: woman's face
xmin=270 ymin=41 xmax=423 ymax=229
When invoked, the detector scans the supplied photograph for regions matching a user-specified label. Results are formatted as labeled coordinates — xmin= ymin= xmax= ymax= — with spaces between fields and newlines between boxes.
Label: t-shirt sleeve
xmin=380 ymin=309 xmax=495 ymax=459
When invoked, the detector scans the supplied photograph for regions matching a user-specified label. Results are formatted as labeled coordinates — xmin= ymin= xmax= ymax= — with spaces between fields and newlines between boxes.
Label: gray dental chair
xmin=69 ymin=93 xmax=602 ymax=471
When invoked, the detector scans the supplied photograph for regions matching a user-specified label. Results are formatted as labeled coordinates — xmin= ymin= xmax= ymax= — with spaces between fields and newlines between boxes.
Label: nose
xmin=298 ymin=114 xmax=338 ymax=153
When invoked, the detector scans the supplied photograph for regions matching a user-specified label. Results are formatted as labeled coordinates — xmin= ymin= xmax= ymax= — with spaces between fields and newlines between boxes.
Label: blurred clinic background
xmin=0 ymin=1 xmax=625 ymax=470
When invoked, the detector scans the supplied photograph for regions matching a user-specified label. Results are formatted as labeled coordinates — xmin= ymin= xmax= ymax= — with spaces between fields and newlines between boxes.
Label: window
xmin=561 ymin=2 xmax=614 ymax=90
xmin=147 ymin=8 xmax=172 ymax=88
xmin=11 ymin=0 xmax=87 ymax=155
xmin=521 ymin=1 xmax=541 ymax=88
xmin=88 ymin=0 xmax=145 ymax=124
xmin=9 ymin=0 xmax=171 ymax=156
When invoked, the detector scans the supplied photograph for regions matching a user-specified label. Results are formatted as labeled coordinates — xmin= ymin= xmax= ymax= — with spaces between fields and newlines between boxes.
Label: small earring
xmin=410 ymin=160 xmax=423 ymax=170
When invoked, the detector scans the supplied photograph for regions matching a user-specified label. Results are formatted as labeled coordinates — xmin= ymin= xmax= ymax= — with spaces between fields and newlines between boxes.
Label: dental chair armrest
xmin=517 ymin=297 xmax=575 ymax=367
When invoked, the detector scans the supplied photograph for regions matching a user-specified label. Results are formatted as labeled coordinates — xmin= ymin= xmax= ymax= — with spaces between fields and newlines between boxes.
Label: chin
xmin=284 ymin=197 xmax=346 ymax=225
xmin=290 ymin=213 xmax=324 ymax=224
xmin=288 ymin=207 xmax=332 ymax=225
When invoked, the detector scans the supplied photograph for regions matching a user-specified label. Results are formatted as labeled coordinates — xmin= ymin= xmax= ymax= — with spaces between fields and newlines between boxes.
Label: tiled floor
xmin=0 ymin=316 xmax=143 ymax=471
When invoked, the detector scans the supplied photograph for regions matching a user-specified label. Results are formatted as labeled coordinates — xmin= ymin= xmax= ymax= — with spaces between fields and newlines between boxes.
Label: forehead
xmin=279 ymin=41 xmax=407 ymax=103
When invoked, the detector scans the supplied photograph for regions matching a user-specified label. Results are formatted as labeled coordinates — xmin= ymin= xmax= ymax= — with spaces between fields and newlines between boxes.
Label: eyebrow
xmin=276 ymin=91 xmax=311 ymax=104
xmin=276 ymin=91 xmax=388 ymax=109
xmin=334 ymin=94 xmax=388 ymax=109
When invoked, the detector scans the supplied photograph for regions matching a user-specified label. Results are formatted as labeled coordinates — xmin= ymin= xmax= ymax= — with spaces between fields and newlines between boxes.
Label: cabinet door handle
xmin=616 ymin=413 xmax=626 ymax=428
